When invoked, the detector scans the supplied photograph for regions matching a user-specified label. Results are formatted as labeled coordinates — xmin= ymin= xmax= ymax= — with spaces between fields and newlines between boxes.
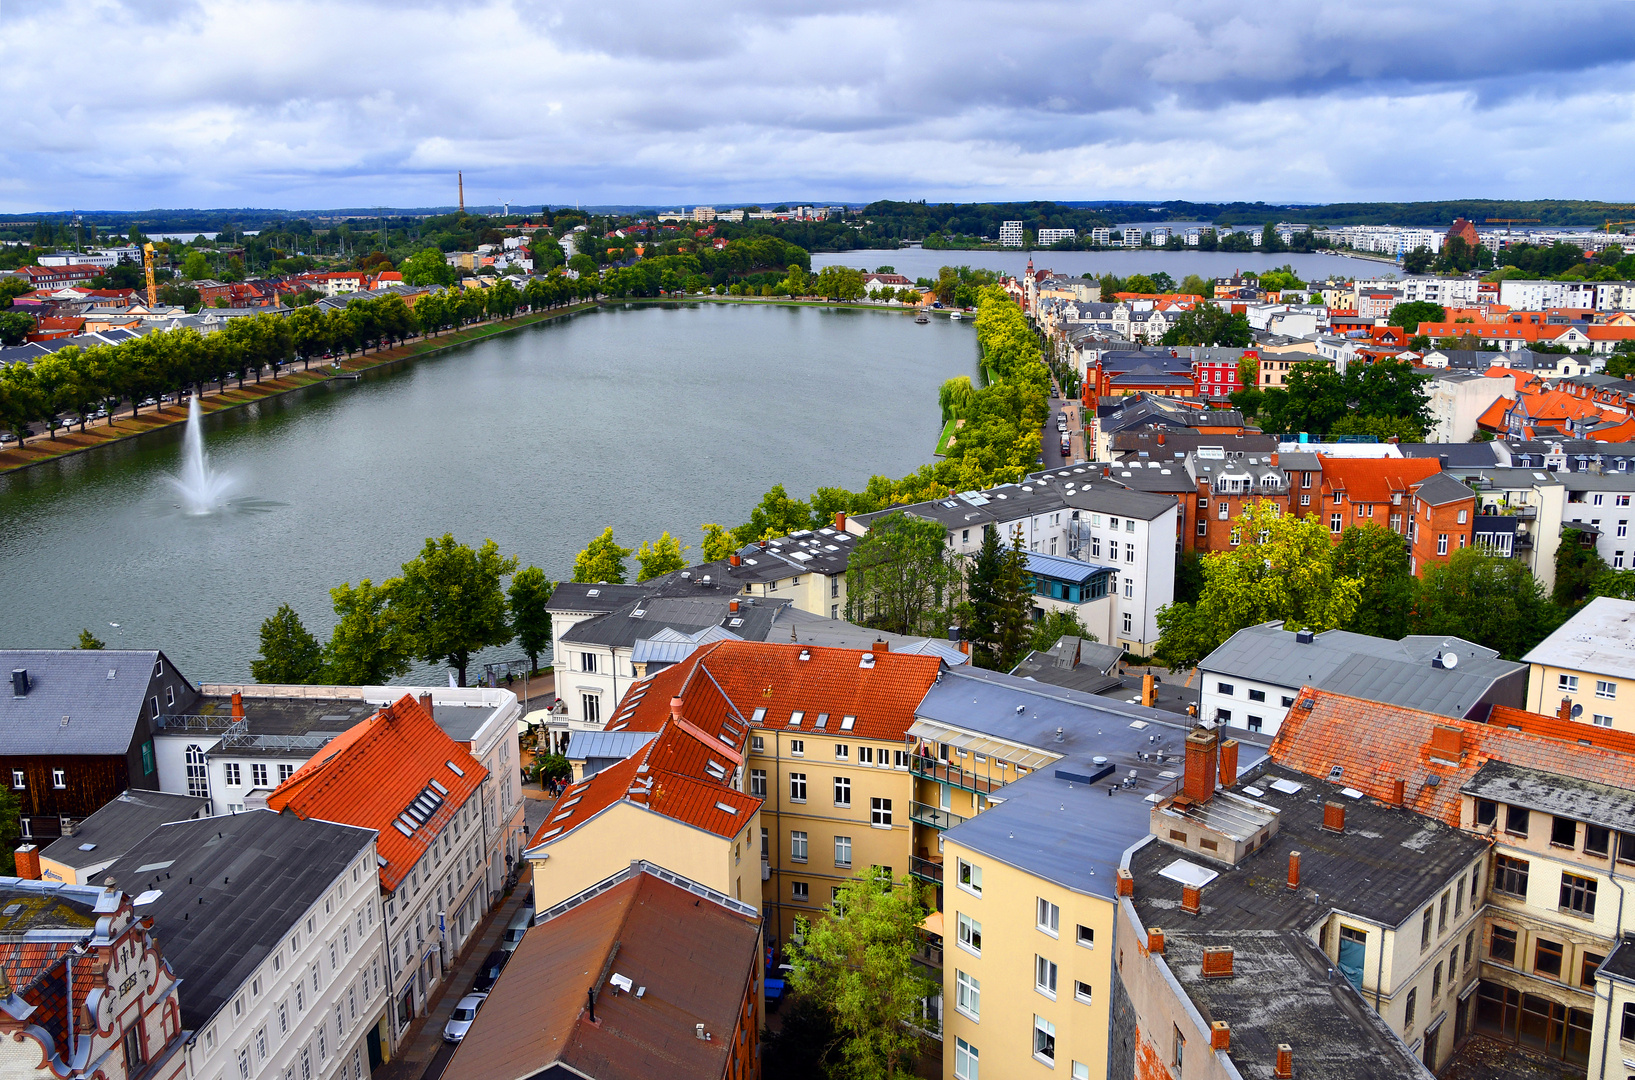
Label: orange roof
xmin=1484 ymin=368 xmax=1541 ymax=392
xmin=1269 ymin=688 xmax=1635 ymax=828
xmin=1317 ymin=456 xmax=1441 ymax=505
xmin=1475 ymin=395 xmax=1513 ymax=431
xmin=267 ymin=695 xmax=486 ymax=892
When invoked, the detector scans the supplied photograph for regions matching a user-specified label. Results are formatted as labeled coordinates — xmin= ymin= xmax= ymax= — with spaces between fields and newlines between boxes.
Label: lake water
xmin=812 ymin=247 xmax=1389 ymax=283
xmin=0 ymin=303 xmax=977 ymax=683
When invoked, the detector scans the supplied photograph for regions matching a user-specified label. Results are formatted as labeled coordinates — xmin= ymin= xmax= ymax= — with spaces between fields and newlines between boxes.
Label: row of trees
xmin=252 ymin=535 xmax=558 ymax=686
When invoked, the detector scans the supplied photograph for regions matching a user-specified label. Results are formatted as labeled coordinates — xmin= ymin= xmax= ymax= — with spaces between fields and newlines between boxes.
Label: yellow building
xmin=1523 ymin=596 xmax=1635 ymax=732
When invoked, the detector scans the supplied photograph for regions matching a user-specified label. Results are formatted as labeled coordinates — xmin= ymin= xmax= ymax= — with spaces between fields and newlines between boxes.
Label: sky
xmin=5 ymin=0 xmax=1635 ymax=213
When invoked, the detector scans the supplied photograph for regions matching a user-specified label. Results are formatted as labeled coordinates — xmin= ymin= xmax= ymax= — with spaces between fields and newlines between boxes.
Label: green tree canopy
xmin=573 ymin=527 xmax=632 ymax=584
xmin=251 ymin=604 xmax=325 ymax=684
xmin=699 ymin=523 xmax=736 ymax=563
xmin=1031 ymin=609 xmax=1093 ymax=654
xmin=1334 ymin=523 xmax=1414 ymax=639
xmin=324 ymin=579 xmax=410 ymax=685
xmin=1553 ymin=529 xmax=1609 ymax=607
xmin=399 ymin=247 xmax=456 ymax=287
xmin=1160 ymin=302 xmax=1252 ymax=348
xmin=1410 ymin=546 xmax=1561 ymax=660
xmin=846 ymin=511 xmax=960 ymax=637
xmin=392 ymin=535 xmax=518 ymax=686
xmin=508 ymin=567 xmax=555 ymax=674
xmin=1387 ymin=301 xmax=1446 ymax=333
xmin=75 ymin=629 xmax=106 ymax=650
xmin=635 ymin=532 xmax=688 ymax=582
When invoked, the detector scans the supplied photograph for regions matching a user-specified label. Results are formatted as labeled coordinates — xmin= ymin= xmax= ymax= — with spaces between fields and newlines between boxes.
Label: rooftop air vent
xmin=10 ymin=670 xmax=28 ymax=698
xmin=1294 ymin=630 xmax=1314 ymax=644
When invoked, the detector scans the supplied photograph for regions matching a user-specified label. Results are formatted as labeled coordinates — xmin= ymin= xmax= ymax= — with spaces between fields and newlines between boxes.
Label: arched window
xmin=186 ymin=745 xmax=209 ymax=799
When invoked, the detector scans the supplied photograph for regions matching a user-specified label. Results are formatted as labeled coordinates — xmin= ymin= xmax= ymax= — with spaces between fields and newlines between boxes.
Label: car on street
xmin=442 ymin=993 xmax=488 ymax=1042
xmin=472 ymin=949 xmax=509 ymax=993
xmin=499 ymin=906 xmax=534 ymax=952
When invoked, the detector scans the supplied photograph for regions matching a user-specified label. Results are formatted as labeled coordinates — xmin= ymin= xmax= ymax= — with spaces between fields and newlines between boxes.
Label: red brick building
xmin=1446 ymin=217 xmax=1480 ymax=250
xmin=1317 ymin=456 xmax=1475 ymax=574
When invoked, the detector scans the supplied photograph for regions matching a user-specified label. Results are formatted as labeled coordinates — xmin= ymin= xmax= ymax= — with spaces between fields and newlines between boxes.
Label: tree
xmin=1154 ymin=504 xmax=1362 ymax=671
xmin=700 ymin=523 xmax=736 ymax=562
xmin=0 ymin=311 xmax=34 ymax=347
xmin=399 ymin=247 xmax=456 ymax=287
xmin=760 ymin=991 xmax=843 ymax=1080
xmin=182 ymin=251 xmax=211 ymax=281
xmin=1554 ymin=529 xmax=1609 ymax=607
xmin=573 ymin=527 xmax=632 ymax=584
xmin=508 ymin=568 xmax=555 ymax=673
xmin=1334 ymin=523 xmax=1414 ymax=639
xmin=1159 ymin=303 xmax=1251 ymax=348
xmin=734 ymin=484 xmax=813 ymax=544
xmin=1388 ymin=301 xmax=1445 ymax=333
xmin=1328 ymin=414 xmax=1426 ymax=442
xmin=1411 ymin=547 xmax=1560 ymax=660
xmin=0 ymin=788 xmax=19 ymax=874
xmin=961 ymin=524 xmax=1006 ymax=667
xmin=846 ymin=512 xmax=960 ymax=636
xmin=786 ymin=871 xmax=937 ymax=1080
xmin=1031 ymin=609 xmax=1092 ymax=654
xmin=75 ymin=629 xmax=106 ymax=650
xmin=251 ymin=604 xmax=325 ymax=683
xmin=324 ymin=579 xmax=410 ymax=684
xmin=635 ymin=532 xmax=687 ymax=582
xmin=990 ymin=527 xmax=1036 ymax=671
xmin=392 ymin=535 xmax=518 ymax=686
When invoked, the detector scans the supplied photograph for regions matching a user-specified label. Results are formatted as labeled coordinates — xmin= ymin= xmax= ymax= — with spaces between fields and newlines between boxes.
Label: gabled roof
xmin=0 ymin=649 xmax=180 ymax=756
xmin=1317 ymin=455 xmax=1441 ymax=504
xmin=1410 ymin=471 xmax=1477 ymax=507
xmin=266 ymin=695 xmax=486 ymax=892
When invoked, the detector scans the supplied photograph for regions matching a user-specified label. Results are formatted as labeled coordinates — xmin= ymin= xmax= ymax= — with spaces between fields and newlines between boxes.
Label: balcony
xmin=910 ymin=756 xmax=1006 ymax=795
xmin=914 ymin=929 xmax=944 ymax=971
xmin=910 ymin=854 xmax=944 ymax=885
xmin=910 ymin=801 xmax=968 ymax=831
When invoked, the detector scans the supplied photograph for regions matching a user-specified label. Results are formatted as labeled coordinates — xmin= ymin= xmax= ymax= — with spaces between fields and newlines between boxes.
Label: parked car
xmin=472 ymin=949 xmax=509 ymax=993
xmin=442 ymin=993 xmax=488 ymax=1042
xmin=499 ymin=906 xmax=534 ymax=952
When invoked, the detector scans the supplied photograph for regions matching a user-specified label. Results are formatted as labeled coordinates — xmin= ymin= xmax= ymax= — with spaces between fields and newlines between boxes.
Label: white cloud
xmin=1 ymin=0 xmax=1633 ymax=209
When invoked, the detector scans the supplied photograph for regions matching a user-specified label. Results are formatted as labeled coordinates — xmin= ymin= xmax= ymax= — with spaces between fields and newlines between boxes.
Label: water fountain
xmin=167 ymin=396 xmax=238 ymax=514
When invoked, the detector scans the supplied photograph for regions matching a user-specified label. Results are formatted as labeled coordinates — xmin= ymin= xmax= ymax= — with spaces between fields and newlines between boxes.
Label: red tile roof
xmin=1269 ymin=687 xmax=1635 ymax=827
xmin=1318 ymin=456 xmax=1442 ymax=506
xmin=266 ymin=695 xmax=486 ymax=891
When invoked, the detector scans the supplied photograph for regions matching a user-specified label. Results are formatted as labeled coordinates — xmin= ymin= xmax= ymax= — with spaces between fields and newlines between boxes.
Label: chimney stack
xmin=1274 ymin=1045 xmax=1294 ymax=1079
xmin=1181 ymin=884 xmax=1201 ymax=915
xmin=13 ymin=845 xmax=39 ymax=880
xmin=670 ymin=696 xmax=684 ymax=720
xmin=873 ymin=639 xmax=889 ymax=653
xmin=231 ymin=691 xmax=244 ymax=721
xmin=834 ymin=511 xmax=847 ymax=532
xmin=418 ymin=692 xmax=434 ymax=718
xmin=1142 ymin=673 xmax=1155 ymax=708
xmin=729 ymin=554 xmax=741 ymax=567
xmin=1200 ymin=946 xmax=1234 ymax=978
xmin=729 ymin=599 xmax=740 ymax=613
xmin=1182 ymin=727 xmax=1220 ymax=804
xmin=1390 ymin=778 xmax=1406 ymax=807
xmin=1211 ymin=1021 xmax=1231 ymax=1052
xmin=1559 ymin=696 xmax=1574 ymax=723
xmin=1219 ymin=738 xmax=1239 ymax=788
xmin=1322 ymin=801 xmax=1346 ymax=833
xmin=1116 ymin=868 xmax=1134 ymax=897
xmin=1429 ymin=724 xmax=1464 ymax=759
xmin=1287 ymin=850 xmax=1301 ymax=890
xmin=1147 ymin=928 xmax=1165 ymax=954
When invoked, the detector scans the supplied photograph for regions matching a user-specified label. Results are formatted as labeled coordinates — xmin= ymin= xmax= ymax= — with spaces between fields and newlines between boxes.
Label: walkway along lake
xmin=0 ymin=302 xmax=979 ymax=682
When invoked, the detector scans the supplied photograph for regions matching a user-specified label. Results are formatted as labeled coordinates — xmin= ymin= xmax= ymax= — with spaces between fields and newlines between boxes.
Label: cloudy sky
xmin=5 ymin=0 xmax=1635 ymax=212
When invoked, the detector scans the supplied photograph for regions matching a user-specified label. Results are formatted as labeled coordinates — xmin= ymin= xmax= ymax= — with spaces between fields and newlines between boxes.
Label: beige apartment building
xmin=1523 ymin=596 xmax=1635 ymax=732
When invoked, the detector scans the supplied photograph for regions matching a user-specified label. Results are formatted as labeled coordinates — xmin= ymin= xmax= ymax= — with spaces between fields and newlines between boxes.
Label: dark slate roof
xmin=1396 ymin=443 xmax=1510 ymax=468
xmin=560 ymin=595 xmax=791 ymax=650
xmin=1600 ymin=936 xmax=1635 ymax=984
xmin=1112 ymin=430 xmax=1277 ymax=462
xmin=1412 ymin=472 xmax=1478 ymax=506
xmin=1461 ymin=760 xmax=1635 ymax=833
xmin=0 ymin=650 xmax=174 ymax=755
xmin=99 ymin=810 xmax=375 ymax=1030
xmin=190 ymin=694 xmax=376 ymax=737
xmin=1010 ymin=637 xmax=1127 ymax=695
xmin=546 ymin=583 xmax=648 ymax=613
xmin=1129 ymin=762 xmax=1485 ymax=931
xmin=38 ymin=790 xmax=210 ymax=871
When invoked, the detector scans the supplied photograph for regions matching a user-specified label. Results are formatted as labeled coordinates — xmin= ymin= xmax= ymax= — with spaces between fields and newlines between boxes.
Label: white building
xmin=1150 ymin=227 xmax=1172 ymax=245
xmin=1354 ymin=276 xmax=1480 ymax=307
xmin=1037 ymin=228 xmax=1076 ymax=246
xmin=1424 ymin=371 xmax=1517 ymax=442
xmin=691 ymin=207 xmax=717 ymax=222
xmin=1091 ymin=227 xmax=1111 ymax=246
xmin=998 ymin=221 xmax=1025 ymax=248
xmin=1123 ymin=227 xmax=1144 ymax=248
xmin=1498 ymin=279 xmax=1599 ymax=311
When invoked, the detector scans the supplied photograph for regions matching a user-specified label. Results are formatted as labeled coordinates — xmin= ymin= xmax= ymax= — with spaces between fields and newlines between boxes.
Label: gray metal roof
xmin=1201 ymin=623 xmax=1523 ymax=719
xmin=546 ymin=582 xmax=648 ymax=614
xmin=38 ymin=790 xmax=211 ymax=870
xmin=1411 ymin=472 xmax=1477 ymax=506
xmin=0 ymin=649 xmax=170 ymax=755
xmin=774 ymin=608 xmax=968 ymax=664
xmin=1462 ymin=760 xmax=1635 ymax=834
xmin=100 ymin=810 xmax=375 ymax=1030
xmin=1521 ymin=596 xmax=1635 ymax=677
xmin=564 ymin=730 xmax=657 ymax=764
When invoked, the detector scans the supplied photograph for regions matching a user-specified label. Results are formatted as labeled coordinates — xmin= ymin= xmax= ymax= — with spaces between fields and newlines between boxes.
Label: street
xmin=1040 ymin=393 xmax=1085 ymax=469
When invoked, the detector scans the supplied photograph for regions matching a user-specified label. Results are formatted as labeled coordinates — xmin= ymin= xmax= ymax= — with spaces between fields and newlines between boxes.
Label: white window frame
xmin=957 ymin=912 xmax=982 ymax=956
xmin=1035 ymin=954 xmax=1058 ymax=999
xmin=954 ymin=1037 xmax=979 ymax=1080
xmin=956 ymin=970 xmax=980 ymax=1020
xmin=957 ymin=858 xmax=982 ymax=897
xmin=1037 ymin=897 xmax=1060 ymax=936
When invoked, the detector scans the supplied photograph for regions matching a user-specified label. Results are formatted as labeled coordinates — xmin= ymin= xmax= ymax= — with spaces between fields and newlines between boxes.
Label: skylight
xmin=714 ymin=802 xmax=740 ymax=815
xmin=840 ymin=716 xmax=856 ymax=731
xmin=446 ymin=761 xmax=465 ymax=777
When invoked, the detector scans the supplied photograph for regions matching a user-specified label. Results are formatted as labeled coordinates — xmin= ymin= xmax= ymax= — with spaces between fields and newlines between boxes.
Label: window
xmin=1465 ymin=929 xmax=1474 ymax=969
xmin=1476 ymin=799 xmax=1497 ymax=827
xmin=1248 ymin=688 xmax=1265 ymax=702
xmin=792 ymin=881 xmax=808 ymax=902
xmin=1035 ymin=955 xmax=1058 ymax=998
xmin=1432 ymin=962 xmax=1443 ymax=999
xmin=1123 ymin=577 xmax=1134 ymax=599
xmin=957 ymin=912 xmax=982 ymax=955
xmin=1552 ymin=816 xmax=1578 ymax=847
xmin=1624 ymin=1002 xmax=1635 ymax=1042
xmin=870 ymin=797 xmax=893 ymax=826
xmin=789 ymin=773 xmax=806 ymax=802
xmin=1122 ymin=612 xmax=1132 ymax=634
xmin=1037 ymin=897 xmax=1060 ymax=936
xmin=1494 ymin=855 xmax=1529 ymax=898
xmin=790 ymin=739 xmax=804 ymax=757
xmin=226 ymin=762 xmax=241 ymax=787
xmin=859 ymin=746 xmax=875 ymax=765
xmin=833 ymin=742 xmax=851 ymax=761
xmin=1598 ymin=680 xmax=1618 ymax=699
xmin=1581 ymin=951 xmax=1604 ymax=988
xmin=791 ymin=831 xmax=807 ymax=862
xmin=1331 ymin=513 xmax=1343 ymax=532
xmin=1076 ymin=924 xmax=1094 ymax=948
xmin=581 ymin=694 xmax=600 ymax=724
xmin=751 ymin=735 xmax=764 ymax=752
xmin=1506 ymin=805 xmax=1530 ymax=837
xmin=1594 ymin=713 xmax=1614 ymax=727
xmin=1405 ymin=987 xmax=1417 ymax=1030
xmin=1586 ymin=824 xmax=1611 ymax=856
xmin=9 ymin=771 xmax=19 ymax=791
xmin=1439 ymin=892 xmax=1449 ymax=933
xmin=1172 ymin=1026 xmax=1185 ymax=1070
xmin=1073 ymin=980 xmax=1093 ymax=1004
xmin=958 ymin=859 xmax=982 ymax=896
xmin=957 ymin=969 xmax=981 ymax=1019
xmin=1559 ymin=674 xmax=1580 ymax=693
xmin=1535 ymin=937 xmax=1564 ymax=978
xmin=833 ymin=776 xmax=851 ymax=807
xmin=954 ymin=1038 xmax=979 ymax=1080
xmin=251 ymin=763 xmax=268 ymax=787
xmin=50 ymin=767 xmax=65 ymax=790
xmin=1033 ymin=1015 xmax=1055 ymax=1064
xmin=1216 ymin=682 xmax=1235 ymax=696
xmin=749 ymin=768 xmax=766 ymax=796
xmin=1561 ymin=873 xmax=1598 ymax=916
xmin=1421 ymin=908 xmax=1433 ymax=951
xmin=237 ymin=1048 xmax=250 ymax=1080
xmin=834 ymin=836 xmax=852 ymax=868
xmin=1437 ymin=534 xmax=1449 ymax=556
xmin=579 ymin=652 xmax=597 ymax=673
xmin=1491 ymin=925 xmax=1518 ymax=964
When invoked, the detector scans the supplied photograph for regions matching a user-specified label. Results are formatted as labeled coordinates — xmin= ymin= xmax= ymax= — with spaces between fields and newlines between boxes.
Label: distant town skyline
xmin=4 ymin=0 xmax=1634 ymax=213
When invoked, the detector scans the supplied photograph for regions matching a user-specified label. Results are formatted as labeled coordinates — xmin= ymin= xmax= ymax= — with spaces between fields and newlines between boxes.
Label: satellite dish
xmin=1572 ymin=703 xmax=1584 ymax=719
xmin=1442 ymin=652 xmax=1458 ymax=669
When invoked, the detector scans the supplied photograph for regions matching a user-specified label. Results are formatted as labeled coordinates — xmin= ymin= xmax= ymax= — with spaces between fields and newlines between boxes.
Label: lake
xmin=811 ymin=247 xmax=1390 ymax=283
xmin=0 ymin=302 xmax=978 ymax=683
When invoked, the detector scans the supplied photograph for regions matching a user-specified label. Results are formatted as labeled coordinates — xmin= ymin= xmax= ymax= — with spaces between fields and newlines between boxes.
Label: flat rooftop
xmin=39 ymin=790 xmax=210 ymax=871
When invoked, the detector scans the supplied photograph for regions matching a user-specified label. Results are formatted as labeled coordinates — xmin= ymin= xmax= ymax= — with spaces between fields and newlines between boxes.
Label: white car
xmin=442 ymin=993 xmax=488 ymax=1042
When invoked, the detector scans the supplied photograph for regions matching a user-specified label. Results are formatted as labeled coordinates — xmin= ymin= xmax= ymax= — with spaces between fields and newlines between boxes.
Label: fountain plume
xmin=167 ymin=396 xmax=237 ymax=514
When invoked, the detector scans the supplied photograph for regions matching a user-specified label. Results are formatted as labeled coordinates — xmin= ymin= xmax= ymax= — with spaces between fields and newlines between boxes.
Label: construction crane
xmin=142 ymin=243 xmax=157 ymax=307
xmin=1484 ymin=217 xmax=1540 ymax=240
xmin=1604 ymin=220 xmax=1635 ymax=234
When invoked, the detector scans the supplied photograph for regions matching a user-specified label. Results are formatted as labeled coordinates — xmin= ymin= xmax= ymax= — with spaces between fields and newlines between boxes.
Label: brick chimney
xmin=1429 ymin=724 xmax=1464 ymax=759
xmin=1269 ymin=452 xmax=1279 ymax=466
xmin=417 ymin=692 xmax=434 ymax=717
xmin=1200 ymin=946 xmax=1234 ymax=978
xmin=1287 ymin=850 xmax=1301 ymax=890
xmin=729 ymin=553 xmax=741 ymax=567
xmin=1275 ymin=1044 xmax=1294 ymax=1079
xmin=729 ymin=599 xmax=740 ymax=613
xmin=670 ymin=696 xmax=684 ymax=720
xmin=13 ymin=845 xmax=39 ymax=880
xmin=1181 ymin=883 xmax=1201 ymax=915
xmin=1219 ymin=738 xmax=1239 ymax=788
xmin=1142 ymin=673 xmax=1155 ymax=707
xmin=873 ymin=639 xmax=889 ymax=653
xmin=231 ymin=691 xmax=245 ymax=721
xmin=1390 ymin=779 xmax=1406 ymax=807
xmin=1211 ymin=1021 xmax=1231 ymax=1052
xmin=1116 ymin=868 xmax=1134 ymax=897
xmin=1183 ymin=727 xmax=1219 ymax=804
xmin=1147 ymin=928 xmax=1165 ymax=954
xmin=1322 ymin=801 xmax=1346 ymax=833
xmin=1559 ymin=696 xmax=1574 ymax=723
xmin=834 ymin=511 xmax=847 ymax=532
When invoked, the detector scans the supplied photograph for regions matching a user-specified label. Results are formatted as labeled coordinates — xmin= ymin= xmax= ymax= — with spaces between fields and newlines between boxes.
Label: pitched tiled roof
xmin=1268 ymin=687 xmax=1635 ymax=827
xmin=266 ymin=695 xmax=486 ymax=892
xmin=1318 ymin=456 xmax=1442 ymax=505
